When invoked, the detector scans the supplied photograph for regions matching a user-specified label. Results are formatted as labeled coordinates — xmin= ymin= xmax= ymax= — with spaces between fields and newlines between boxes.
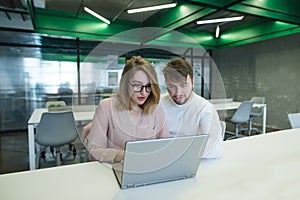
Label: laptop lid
xmin=113 ymin=134 xmax=208 ymax=189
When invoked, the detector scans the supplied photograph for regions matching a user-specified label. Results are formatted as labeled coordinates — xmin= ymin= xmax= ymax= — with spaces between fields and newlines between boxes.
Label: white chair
xmin=225 ymin=101 xmax=254 ymax=140
xmin=35 ymin=111 xmax=78 ymax=167
xmin=288 ymin=113 xmax=300 ymax=129
xmin=209 ymin=98 xmax=233 ymax=104
xmin=248 ymin=97 xmax=265 ymax=135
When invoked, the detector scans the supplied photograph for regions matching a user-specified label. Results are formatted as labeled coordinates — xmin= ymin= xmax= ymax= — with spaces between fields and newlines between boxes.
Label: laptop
xmin=112 ymin=134 xmax=208 ymax=189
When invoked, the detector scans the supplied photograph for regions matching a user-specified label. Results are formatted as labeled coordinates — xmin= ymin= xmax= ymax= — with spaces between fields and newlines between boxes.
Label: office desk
xmin=2 ymin=129 xmax=299 ymax=200
xmin=213 ymin=101 xmax=267 ymax=134
xmin=27 ymin=107 xmax=95 ymax=170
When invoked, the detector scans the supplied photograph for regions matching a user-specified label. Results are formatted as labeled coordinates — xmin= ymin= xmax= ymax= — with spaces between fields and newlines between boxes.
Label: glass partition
xmin=0 ymin=30 xmax=216 ymax=132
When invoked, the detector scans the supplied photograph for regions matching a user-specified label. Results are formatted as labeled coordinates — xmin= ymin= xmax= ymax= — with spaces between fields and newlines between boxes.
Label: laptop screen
xmin=113 ymin=134 xmax=208 ymax=189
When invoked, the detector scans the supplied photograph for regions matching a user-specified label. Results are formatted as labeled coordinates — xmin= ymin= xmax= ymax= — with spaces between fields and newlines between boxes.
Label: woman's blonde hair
xmin=115 ymin=56 xmax=160 ymax=114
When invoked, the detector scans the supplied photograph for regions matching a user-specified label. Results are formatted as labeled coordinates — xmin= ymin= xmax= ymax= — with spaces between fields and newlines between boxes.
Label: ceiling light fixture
xmin=84 ymin=6 xmax=110 ymax=24
xmin=215 ymin=25 xmax=220 ymax=38
xmin=127 ymin=3 xmax=177 ymax=14
xmin=197 ymin=16 xmax=244 ymax=25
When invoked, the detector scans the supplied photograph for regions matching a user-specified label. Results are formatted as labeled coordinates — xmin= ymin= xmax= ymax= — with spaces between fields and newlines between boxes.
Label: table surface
xmin=28 ymin=105 xmax=96 ymax=124
xmin=28 ymin=102 xmax=266 ymax=124
xmin=212 ymin=101 xmax=266 ymax=110
xmin=2 ymin=128 xmax=299 ymax=200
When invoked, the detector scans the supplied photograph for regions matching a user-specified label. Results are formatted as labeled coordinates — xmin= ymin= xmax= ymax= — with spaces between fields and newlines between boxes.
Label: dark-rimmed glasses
xmin=129 ymin=83 xmax=152 ymax=93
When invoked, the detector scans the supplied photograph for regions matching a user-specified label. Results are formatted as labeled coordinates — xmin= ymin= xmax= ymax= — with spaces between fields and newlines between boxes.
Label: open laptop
xmin=112 ymin=134 xmax=208 ymax=189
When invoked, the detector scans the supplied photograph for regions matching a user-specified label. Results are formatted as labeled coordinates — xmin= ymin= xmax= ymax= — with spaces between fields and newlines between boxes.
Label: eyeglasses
xmin=129 ymin=83 xmax=152 ymax=93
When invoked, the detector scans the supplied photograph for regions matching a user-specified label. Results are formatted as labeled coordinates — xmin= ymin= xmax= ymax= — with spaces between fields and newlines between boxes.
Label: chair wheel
xmin=41 ymin=151 xmax=46 ymax=159
xmin=73 ymin=148 xmax=77 ymax=158
xmin=60 ymin=153 xmax=63 ymax=161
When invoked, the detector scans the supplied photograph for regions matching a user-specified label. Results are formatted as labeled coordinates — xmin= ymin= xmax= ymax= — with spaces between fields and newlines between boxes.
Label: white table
xmin=213 ymin=101 xmax=267 ymax=134
xmin=1 ymin=129 xmax=299 ymax=200
xmin=27 ymin=107 xmax=95 ymax=170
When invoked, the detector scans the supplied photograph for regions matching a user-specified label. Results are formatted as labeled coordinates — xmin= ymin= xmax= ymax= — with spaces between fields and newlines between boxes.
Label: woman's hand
xmin=114 ymin=150 xmax=125 ymax=162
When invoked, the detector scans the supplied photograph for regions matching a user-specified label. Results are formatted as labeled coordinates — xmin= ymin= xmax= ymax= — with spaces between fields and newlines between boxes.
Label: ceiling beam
xmin=229 ymin=2 xmax=300 ymax=26
xmin=137 ymin=3 xmax=216 ymax=44
xmin=33 ymin=8 xmax=140 ymax=40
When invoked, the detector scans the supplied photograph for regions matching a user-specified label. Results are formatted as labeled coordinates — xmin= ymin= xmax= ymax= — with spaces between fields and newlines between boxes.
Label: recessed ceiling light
xmin=215 ymin=26 xmax=220 ymax=38
xmin=197 ymin=16 xmax=244 ymax=25
xmin=84 ymin=7 xmax=110 ymax=24
xmin=127 ymin=3 xmax=177 ymax=14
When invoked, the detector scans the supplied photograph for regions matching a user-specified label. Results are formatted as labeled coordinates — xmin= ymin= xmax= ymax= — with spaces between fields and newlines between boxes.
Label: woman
xmin=87 ymin=56 xmax=170 ymax=163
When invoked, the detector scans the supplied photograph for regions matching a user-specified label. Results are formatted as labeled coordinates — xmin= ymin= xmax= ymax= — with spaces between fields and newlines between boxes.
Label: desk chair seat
xmin=35 ymin=111 xmax=78 ymax=167
xmin=248 ymin=97 xmax=265 ymax=135
xmin=225 ymin=101 xmax=254 ymax=140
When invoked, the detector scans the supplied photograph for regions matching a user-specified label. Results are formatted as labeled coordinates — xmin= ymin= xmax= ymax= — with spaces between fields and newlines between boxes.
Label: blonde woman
xmin=87 ymin=56 xmax=170 ymax=163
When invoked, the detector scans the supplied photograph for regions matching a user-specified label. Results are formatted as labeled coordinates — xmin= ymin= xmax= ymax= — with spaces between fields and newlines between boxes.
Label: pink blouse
xmin=87 ymin=97 xmax=170 ymax=163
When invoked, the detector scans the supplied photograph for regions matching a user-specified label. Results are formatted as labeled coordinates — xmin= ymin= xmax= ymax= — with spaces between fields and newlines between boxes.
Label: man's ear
xmin=192 ymin=77 xmax=195 ymax=87
xmin=188 ymin=75 xmax=194 ymax=87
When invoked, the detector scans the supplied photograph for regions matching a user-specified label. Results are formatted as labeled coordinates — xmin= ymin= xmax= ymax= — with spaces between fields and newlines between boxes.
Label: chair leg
xmin=226 ymin=124 xmax=240 ymax=140
xmin=248 ymin=118 xmax=252 ymax=136
xmin=248 ymin=117 xmax=263 ymax=135
xmin=235 ymin=124 xmax=239 ymax=137
xmin=55 ymin=148 xmax=62 ymax=166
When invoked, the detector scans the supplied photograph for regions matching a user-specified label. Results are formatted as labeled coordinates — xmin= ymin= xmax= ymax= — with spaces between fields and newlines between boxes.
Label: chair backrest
xmin=35 ymin=111 xmax=78 ymax=147
xmin=220 ymin=121 xmax=226 ymax=140
xmin=250 ymin=96 xmax=265 ymax=104
xmin=209 ymin=98 xmax=233 ymax=104
xmin=230 ymin=101 xmax=254 ymax=123
xmin=288 ymin=113 xmax=300 ymax=129
xmin=250 ymin=96 xmax=265 ymax=115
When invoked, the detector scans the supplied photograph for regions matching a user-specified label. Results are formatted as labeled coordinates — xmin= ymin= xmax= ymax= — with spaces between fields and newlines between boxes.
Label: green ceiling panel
xmin=229 ymin=3 xmax=300 ymax=25
xmin=166 ymin=7 xmax=216 ymax=30
xmin=34 ymin=8 xmax=139 ymax=40
xmin=188 ymin=0 xmax=241 ymax=8
xmin=140 ymin=5 xmax=216 ymax=45
xmin=215 ymin=21 xmax=300 ymax=48
xmin=217 ymin=26 xmax=300 ymax=49
xmin=144 ymin=3 xmax=215 ymax=28
xmin=242 ymin=0 xmax=300 ymax=17
xmin=148 ymin=30 xmax=216 ymax=49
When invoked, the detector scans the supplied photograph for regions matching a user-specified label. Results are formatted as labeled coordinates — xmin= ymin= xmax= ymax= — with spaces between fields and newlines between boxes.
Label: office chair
xmin=248 ymin=97 xmax=265 ymax=135
xmin=288 ymin=113 xmax=300 ymax=129
xmin=220 ymin=121 xmax=226 ymax=141
xmin=225 ymin=101 xmax=254 ymax=140
xmin=35 ymin=111 xmax=78 ymax=167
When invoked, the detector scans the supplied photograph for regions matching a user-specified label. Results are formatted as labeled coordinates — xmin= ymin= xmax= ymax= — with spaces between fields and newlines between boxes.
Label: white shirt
xmin=160 ymin=92 xmax=223 ymax=158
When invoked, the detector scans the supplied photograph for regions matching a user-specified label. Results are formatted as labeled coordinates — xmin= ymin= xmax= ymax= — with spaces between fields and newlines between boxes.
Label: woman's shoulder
xmin=98 ymin=97 xmax=115 ymax=110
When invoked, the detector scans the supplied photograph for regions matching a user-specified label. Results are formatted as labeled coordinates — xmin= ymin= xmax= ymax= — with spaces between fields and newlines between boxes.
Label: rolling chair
xmin=35 ymin=111 xmax=78 ymax=167
xmin=225 ymin=101 xmax=254 ymax=140
xmin=288 ymin=113 xmax=300 ymax=129
xmin=248 ymin=97 xmax=265 ymax=135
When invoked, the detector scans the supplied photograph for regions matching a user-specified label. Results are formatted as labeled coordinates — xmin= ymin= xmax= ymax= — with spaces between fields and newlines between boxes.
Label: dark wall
xmin=212 ymin=33 xmax=300 ymax=129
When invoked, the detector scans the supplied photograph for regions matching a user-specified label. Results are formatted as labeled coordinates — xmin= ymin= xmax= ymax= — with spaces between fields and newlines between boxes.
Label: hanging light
xmin=84 ymin=7 xmax=110 ymax=24
xmin=215 ymin=25 xmax=220 ymax=38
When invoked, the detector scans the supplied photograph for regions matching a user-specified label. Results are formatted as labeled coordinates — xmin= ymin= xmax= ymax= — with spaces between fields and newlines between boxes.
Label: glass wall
xmin=0 ymin=30 xmax=214 ymax=132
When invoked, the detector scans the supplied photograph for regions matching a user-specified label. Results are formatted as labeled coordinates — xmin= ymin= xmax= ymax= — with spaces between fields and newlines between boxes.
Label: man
xmin=160 ymin=58 xmax=223 ymax=158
